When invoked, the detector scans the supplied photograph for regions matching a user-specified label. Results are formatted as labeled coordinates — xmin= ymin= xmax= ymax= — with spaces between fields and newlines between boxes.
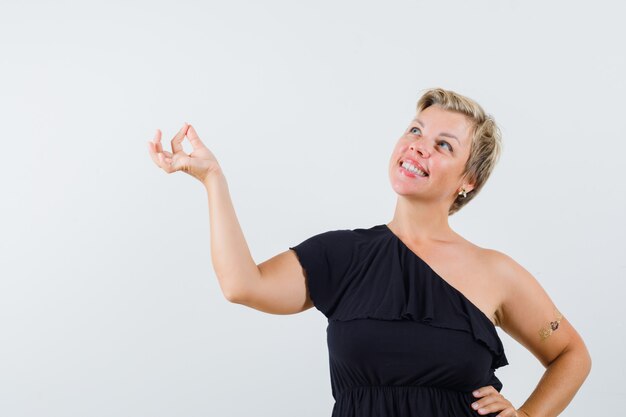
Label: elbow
xmin=214 ymin=272 xmax=246 ymax=304
xmin=573 ymin=339 xmax=593 ymax=376
xmin=224 ymin=288 xmax=242 ymax=304
xmin=579 ymin=351 xmax=593 ymax=384
xmin=223 ymin=284 xmax=248 ymax=304
xmin=554 ymin=341 xmax=593 ymax=378
xmin=585 ymin=349 xmax=592 ymax=377
xmin=216 ymin=270 xmax=259 ymax=305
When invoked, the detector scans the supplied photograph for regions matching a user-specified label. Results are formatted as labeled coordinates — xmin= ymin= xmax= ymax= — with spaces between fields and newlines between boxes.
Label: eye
xmin=437 ymin=140 xmax=453 ymax=152
xmin=409 ymin=127 xmax=454 ymax=152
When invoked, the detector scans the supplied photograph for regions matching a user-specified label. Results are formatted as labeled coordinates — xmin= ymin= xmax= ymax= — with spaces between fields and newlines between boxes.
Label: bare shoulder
xmin=478 ymin=247 xmax=585 ymax=367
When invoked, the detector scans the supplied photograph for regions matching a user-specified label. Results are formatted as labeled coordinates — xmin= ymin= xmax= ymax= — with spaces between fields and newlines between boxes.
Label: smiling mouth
xmin=398 ymin=160 xmax=429 ymax=177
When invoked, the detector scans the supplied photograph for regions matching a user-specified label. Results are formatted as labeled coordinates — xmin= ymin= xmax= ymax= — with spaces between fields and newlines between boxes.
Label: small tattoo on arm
xmin=539 ymin=309 xmax=563 ymax=341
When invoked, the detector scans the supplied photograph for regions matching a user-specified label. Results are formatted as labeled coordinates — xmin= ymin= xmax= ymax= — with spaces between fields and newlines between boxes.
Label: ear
xmin=460 ymin=173 xmax=476 ymax=194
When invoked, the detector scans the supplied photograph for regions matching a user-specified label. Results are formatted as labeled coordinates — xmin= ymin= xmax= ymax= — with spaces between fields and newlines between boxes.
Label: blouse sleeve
xmin=289 ymin=229 xmax=356 ymax=317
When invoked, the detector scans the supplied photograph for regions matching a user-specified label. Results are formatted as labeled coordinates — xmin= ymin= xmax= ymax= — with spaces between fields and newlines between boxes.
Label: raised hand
xmin=147 ymin=123 xmax=222 ymax=185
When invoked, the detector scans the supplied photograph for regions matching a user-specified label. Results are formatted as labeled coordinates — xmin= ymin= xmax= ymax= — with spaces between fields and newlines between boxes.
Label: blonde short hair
xmin=415 ymin=87 xmax=503 ymax=216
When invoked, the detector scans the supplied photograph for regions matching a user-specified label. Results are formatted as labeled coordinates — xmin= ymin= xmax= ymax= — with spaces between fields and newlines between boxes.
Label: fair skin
xmin=147 ymin=109 xmax=591 ymax=417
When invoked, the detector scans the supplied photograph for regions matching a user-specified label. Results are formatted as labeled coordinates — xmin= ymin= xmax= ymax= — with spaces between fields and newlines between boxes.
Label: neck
xmin=387 ymin=196 xmax=457 ymax=244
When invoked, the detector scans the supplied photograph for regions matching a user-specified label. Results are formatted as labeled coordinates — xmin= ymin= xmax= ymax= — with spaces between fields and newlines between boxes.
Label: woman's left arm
xmin=491 ymin=250 xmax=592 ymax=417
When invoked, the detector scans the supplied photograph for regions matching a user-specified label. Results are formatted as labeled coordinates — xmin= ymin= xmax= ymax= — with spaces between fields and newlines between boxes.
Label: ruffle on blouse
xmin=397 ymin=257 xmax=509 ymax=370
xmin=316 ymin=225 xmax=509 ymax=371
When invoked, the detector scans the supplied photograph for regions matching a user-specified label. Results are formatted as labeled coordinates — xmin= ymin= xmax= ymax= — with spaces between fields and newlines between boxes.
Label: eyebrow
xmin=412 ymin=118 xmax=461 ymax=145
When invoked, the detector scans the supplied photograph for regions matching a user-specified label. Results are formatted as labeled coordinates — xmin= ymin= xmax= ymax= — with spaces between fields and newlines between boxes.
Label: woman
xmin=147 ymin=87 xmax=591 ymax=417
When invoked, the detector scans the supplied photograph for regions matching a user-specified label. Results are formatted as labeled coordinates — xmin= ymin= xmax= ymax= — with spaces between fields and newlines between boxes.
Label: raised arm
xmin=203 ymin=171 xmax=313 ymax=314
xmin=147 ymin=124 xmax=313 ymax=315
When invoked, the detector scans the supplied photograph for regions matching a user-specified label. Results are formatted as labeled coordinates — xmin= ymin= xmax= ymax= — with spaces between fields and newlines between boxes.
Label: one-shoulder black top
xmin=289 ymin=224 xmax=509 ymax=417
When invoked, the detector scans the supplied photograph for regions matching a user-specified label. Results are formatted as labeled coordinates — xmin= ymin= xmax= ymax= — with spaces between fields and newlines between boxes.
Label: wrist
xmin=202 ymin=168 xmax=226 ymax=190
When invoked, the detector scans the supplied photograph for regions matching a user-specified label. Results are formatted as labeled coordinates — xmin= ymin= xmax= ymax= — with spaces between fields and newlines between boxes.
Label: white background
xmin=1 ymin=0 xmax=624 ymax=416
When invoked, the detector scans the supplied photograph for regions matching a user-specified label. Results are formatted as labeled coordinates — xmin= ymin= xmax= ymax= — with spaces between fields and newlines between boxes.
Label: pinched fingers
xmin=185 ymin=124 xmax=207 ymax=151
xmin=171 ymin=123 xmax=190 ymax=154
xmin=148 ymin=144 xmax=172 ymax=174
xmin=148 ymin=123 xmax=218 ymax=182
xmin=147 ymin=126 xmax=184 ymax=172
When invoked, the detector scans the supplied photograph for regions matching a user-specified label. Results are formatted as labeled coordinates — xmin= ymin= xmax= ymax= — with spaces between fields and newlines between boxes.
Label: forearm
xmin=203 ymin=170 xmax=260 ymax=301
xmin=517 ymin=345 xmax=591 ymax=417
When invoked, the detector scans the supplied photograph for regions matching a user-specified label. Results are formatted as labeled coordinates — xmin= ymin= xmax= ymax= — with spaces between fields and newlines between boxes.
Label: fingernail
xmin=473 ymin=391 xmax=479 ymax=396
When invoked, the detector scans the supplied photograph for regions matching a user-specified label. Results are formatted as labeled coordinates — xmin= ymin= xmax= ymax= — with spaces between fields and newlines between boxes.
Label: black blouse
xmin=289 ymin=224 xmax=509 ymax=417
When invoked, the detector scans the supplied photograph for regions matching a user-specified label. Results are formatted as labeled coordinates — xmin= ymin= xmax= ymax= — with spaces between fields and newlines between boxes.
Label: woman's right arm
xmin=147 ymin=123 xmax=313 ymax=315
xmin=203 ymin=171 xmax=314 ymax=315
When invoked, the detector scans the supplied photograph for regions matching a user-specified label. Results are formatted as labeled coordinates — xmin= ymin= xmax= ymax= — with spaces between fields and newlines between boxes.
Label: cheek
xmin=431 ymin=161 xmax=460 ymax=181
xmin=394 ymin=141 xmax=408 ymax=156
xmin=389 ymin=145 xmax=403 ymax=165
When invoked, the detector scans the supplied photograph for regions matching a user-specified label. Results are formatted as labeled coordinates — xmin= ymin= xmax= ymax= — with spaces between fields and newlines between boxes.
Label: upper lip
xmin=400 ymin=157 xmax=429 ymax=175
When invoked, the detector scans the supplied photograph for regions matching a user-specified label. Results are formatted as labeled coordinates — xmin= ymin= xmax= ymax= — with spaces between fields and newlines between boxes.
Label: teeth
xmin=401 ymin=161 xmax=428 ymax=177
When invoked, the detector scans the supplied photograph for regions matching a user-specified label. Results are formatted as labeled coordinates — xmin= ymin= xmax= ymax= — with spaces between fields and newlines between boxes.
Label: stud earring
xmin=458 ymin=188 xmax=467 ymax=198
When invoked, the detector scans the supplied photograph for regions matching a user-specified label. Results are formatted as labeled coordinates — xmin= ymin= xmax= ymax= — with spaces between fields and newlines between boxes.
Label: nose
xmin=409 ymin=139 xmax=430 ymax=157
